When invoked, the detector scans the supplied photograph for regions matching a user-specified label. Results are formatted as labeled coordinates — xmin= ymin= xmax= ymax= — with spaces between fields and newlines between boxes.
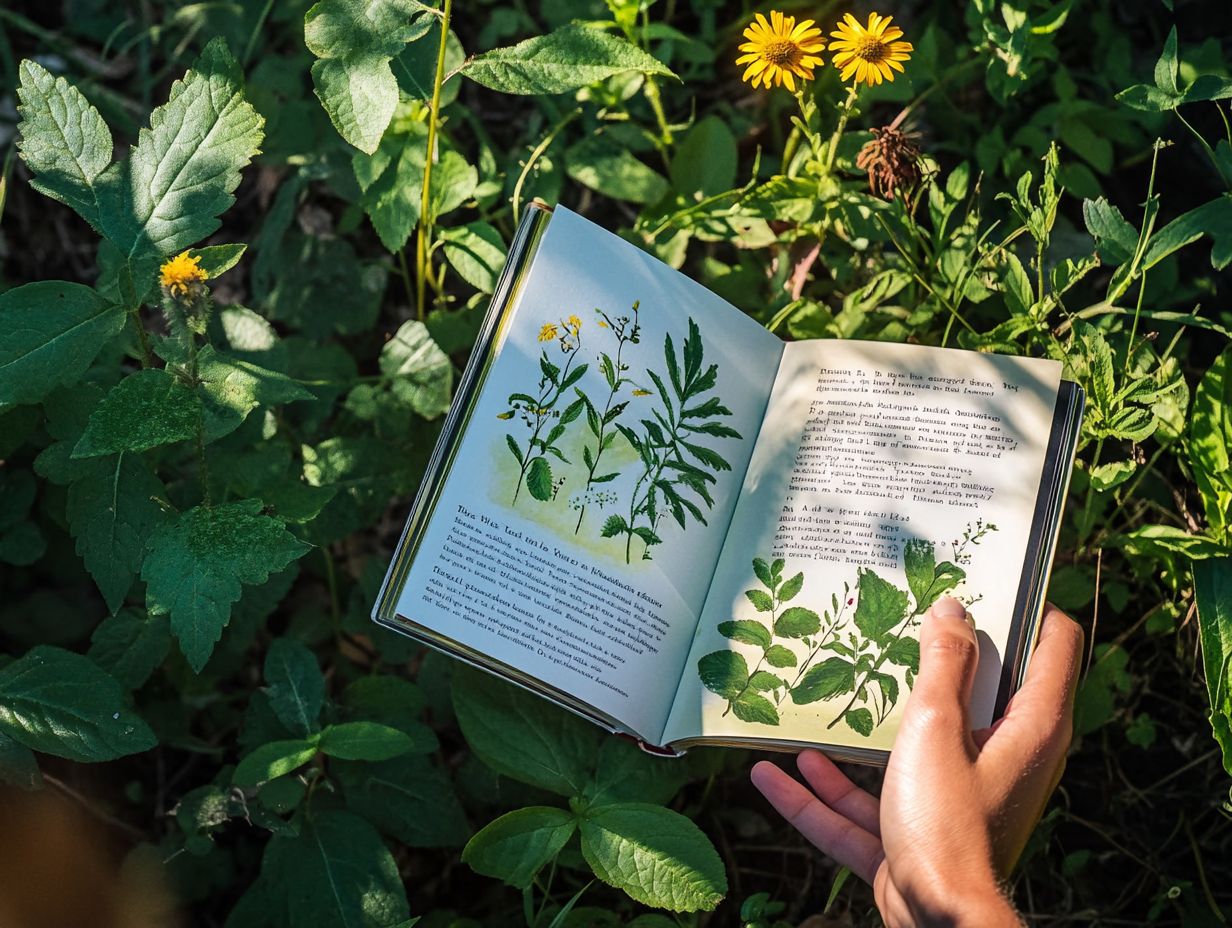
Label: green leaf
xmin=353 ymin=125 xmax=427 ymax=251
xmin=15 ymin=59 xmax=112 ymax=230
xmin=774 ymin=606 xmax=821 ymax=639
xmin=751 ymin=557 xmax=773 ymax=587
xmin=844 ymin=708 xmax=874 ymax=737
xmin=1082 ymin=197 xmax=1138 ymax=266
xmin=1142 ymin=196 xmax=1232 ymax=274
xmin=463 ymin=807 xmax=576 ymax=888
xmin=440 ymin=222 xmax=506 ymax=292
xmin=73 ymin=370 xmax=201 ymax=458
xmin=87 ymin=609 xmax=172 ymax=689
xmin=526 ymin=456 xmax=554 ymax=501
xmin=884 ymin=637 xmax=920 ymax=673
xmin=319 ymin=721 xmax=416 ymax=760
xmin=1154 ymin=26 xmax=1179 ymax=96
xmin=791 ymin=658 xmax=856 ymax=705
xmin=1115 ymin=82 xmax=1182 ymax=112
xmin=264 ymin=810 xmax=412 ymax=927
xmin=190 ymin=243 xmax=247 ymax=278
xmin=143 ymin=500 xmax=311 ymax=672
xmin=1074 ymin=644 xmax=1131 ymax=736
xmin=462 ymin=25 xmax=676 ymax=95
xmin=717 ymin=620 xmax=771 ymax=649
xmin=731 ymin=691 xmax=779 ymax=725
xmin=233 ymin=739 xmax=319 ymax=787
xmin=67 ymin=453 xmax=170 ymax=612
xmin=903 ymin=539 xmax=937 ymax=607
xmin=305 ymin=0 xmax=433 ymax=153
xmin=335 ymin=754 xmax=469 ymax=847
xmin=697 ymin=650 xmax=748 ymax=700
xmin=379 ymin=320 xmax=453 ymax=419
xmin=1194 ymin=557 xmax=1232 ymax=778
xmin=778 ymin=572 xmax=804 ymax=602
xmin=852 ymin=568 xmax=910 ymax=642
xmin=265 ymin=638 xmax=324 ymax=736
xmin=748 ymin=671 xmax=786 ymax=692
xmin=583 ymin=737 xmax=688 ymax=806
xmin=670 ymin=115 xmax=737 ymax=199
xmin=0 ymin=282 xmax=124 ymax=405
xmin=0 ymin=730 xmax=42 ymax=790
xmin=0 ymin=646 xmax=156 ymax=762
xmin=744 ymin=588 xmax=774 ymax=612
xmin=1181 ymin=74 xmax=1232 ymax=105
xmin=197 ymin=346 xmax=313 ymax=441
xmin=427 ymin=150 xmax=478 ymax=220
xmin=579 ymin=803 xmax=726 ymax=912
xmin=452 ymin=667 xmax=599 ymax=797
xmin=764 ymin=645 xmax=797 ymax=668
xmin=566 ymin=135 xmax=670 ymax=205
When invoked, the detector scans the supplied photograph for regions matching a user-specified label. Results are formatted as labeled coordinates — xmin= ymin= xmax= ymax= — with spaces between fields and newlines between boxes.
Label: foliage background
xmin=1 ymin=0 xmax=1231 ymax=925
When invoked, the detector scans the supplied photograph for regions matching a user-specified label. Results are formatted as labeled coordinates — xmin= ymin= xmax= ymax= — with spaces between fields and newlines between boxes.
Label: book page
xmin=663 ymin=339 xmax=1061 ymax=751
xmin=392 ymin=207 xmax=783 ymax=743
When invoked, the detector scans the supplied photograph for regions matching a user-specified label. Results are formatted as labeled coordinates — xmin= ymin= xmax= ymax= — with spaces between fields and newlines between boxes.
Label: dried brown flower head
xmin=856 ymin=125 xmax=923 ymax=202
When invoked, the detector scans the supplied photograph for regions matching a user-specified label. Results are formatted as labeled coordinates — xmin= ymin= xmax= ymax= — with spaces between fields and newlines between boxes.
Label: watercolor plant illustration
xmin=571 ymin=300 xmax=643 ymax=533
xmin=601 ymin=318 xmax=742 ymax=563
xmin=698 ymin=522 xmax=997 ymax=735
xmin=499 ymin=317 xmax=588 ymax=504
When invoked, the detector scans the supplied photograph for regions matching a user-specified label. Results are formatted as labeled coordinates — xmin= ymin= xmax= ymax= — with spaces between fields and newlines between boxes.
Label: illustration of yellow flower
xmin=597 ymin=319 xmax=609 ymax=328
xmin=567 ymin=314 xmax=582 ymax=333
xmin=538 ymin=323 xmax=559 ymax=342
xmin=736 ymin=11 xmax=824 ymax=92
xmin=632 ymin=389 xmax=652 ymax=397
xmin=829 ymin=12 xmax=912 ymax=86
xmin=159 ymin=251 xmax=207 ymax=298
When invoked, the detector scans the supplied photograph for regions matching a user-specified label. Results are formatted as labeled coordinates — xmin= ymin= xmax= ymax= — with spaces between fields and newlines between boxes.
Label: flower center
xmin=855 ymin=36 xmax=889 ymax=63
xmin=763 ymin=39 xmax=802 ymax=67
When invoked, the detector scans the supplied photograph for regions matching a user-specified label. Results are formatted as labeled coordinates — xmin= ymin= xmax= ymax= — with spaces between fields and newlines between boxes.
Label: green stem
xmin=512 ymin=109 xmax=578 ymax=224
xmin=130 ymin=310 xmax=154 ymax=369
xmin=415 ymin=0 xmax=453 ymax=322
xmin=826 ymin=605 xmax=925 ymax=730
xmin=724 ymin=598 xmax=779 ymax=717
xmin=823 ymin=83 xmax=859 ymax=176
xmin=778 ymin=601 xmax=850 ymax=704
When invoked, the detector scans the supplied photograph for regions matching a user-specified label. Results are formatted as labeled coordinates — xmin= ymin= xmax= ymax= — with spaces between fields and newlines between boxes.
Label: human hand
xmin=750 ymin=596 xmax=1083 ymax=928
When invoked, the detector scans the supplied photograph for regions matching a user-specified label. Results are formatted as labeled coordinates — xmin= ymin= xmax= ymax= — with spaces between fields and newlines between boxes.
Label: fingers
xmin=796 ymin=749 xmax=881 ymax=837
xmin=902 ymin=596 xmax=980 ymax=750
xmin=751 ymin=760 xmax=885 ymax=884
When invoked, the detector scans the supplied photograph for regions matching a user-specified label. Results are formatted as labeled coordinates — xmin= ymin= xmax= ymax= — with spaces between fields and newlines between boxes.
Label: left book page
xmin=377 ymin=206 xmax=783 ymax=744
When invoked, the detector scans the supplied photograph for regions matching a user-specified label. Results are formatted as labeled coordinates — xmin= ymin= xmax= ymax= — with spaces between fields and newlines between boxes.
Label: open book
xmin=373 ymin=203 xmax=1084 ymax=764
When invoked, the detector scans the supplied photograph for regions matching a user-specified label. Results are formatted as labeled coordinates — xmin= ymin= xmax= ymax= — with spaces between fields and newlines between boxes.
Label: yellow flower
xmin=159 ymin=251 xmax=207 ymax=298
xmin=829 ymin=12 xmax=913 ymax=86
xmin=597 ymin=319 xmax=609 ymax=328
xmin=567 ymin=314 xmax=582 ymax=333
xmin=632 ymin=389 xmax=652 ymax=397
xmin=736 ymin=11 xmax=824 ymax=92
xmin=538 ymin=323 xmax=559 ymax=342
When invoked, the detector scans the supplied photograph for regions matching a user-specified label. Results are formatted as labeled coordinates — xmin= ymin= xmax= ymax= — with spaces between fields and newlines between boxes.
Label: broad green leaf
xmin=15 ymin=59 xmax=112 ymax=229
xmin=526 ymin=456 xmax=554 ymax=501
xmin=730 ymin=691 xmax=779 ymax=725
xmin=579 ymin=803 xmax=726 ymax=912
xmin=1142 ymin=196 xmax=1232 ymax=273
xmin=670 ymin=115 xmax=737 ymax=199
xmin=697 ymin=650 xmax=748 ymax=700
xmin=463 ymin=807 xmax=576 ymax=888
xmin=583 ymin=737 xmax=688 ymax=806
xmin=87 ymin=609 xmax=172 ymax=690
xmin=777 ymin=572 xmax=805 ymax=602
xmin=99 ymin=39 xmax=264 ymax=273
xmin=379 ymin=320 xmax=453 ymax=419
xmin=1193 ymin=557 xmax=1232 ymax=777
xmin=191 ymin=243 xmax=247 ymax=278
xmin=1181 ymin=74 xmax=1232 ymax=105
xmin=751 ymin=558 xmax=773 ymax=588
xmin=1073 ymin=644 xmax=1131 ymax=736
xmin=764 ymin=645 xmax=797 ymax=668
xmin=142 ymin=500 xmax=311 ymax=672
xmin=774 ymin=606 xmax=821 ymax=638
xmin=0 ymin=730 xmax=42 ymax=790
xmin=335 ymin=754 xmax=469 ymax=847
xmin=197 ymin=346 xmax=313 ymax=441
xmin=452 ymin=667 xmax=599 ymax=797
xmin=844 ymin=708 xmax=874 ymax=737
xmin=852 ymin=568 xmax=910 ymax=642
xmin=305 ymin=0 xmax=433 ymax=153
xmin=1115 ymin=82 xmax=1182 ymax=112
xmin=744 ymin=589 xmax=774 ymax=612
xmin=428 ymin=150 xmax=477 ymax=220
xmin=353 ymin=124 xmax=427 ymax=251
xmin=0 ymin=646 xmax=156 ymax=762
xmin=265 ymin=638 xmax=325 ymax=736
xmin=73 ymin=370 xmax=200 ymax=458
xmin=0 ymin=282 xmax=124 ymax=405
xmin=67 ymin=453 xmax=170 ymax=611
xmin=265 ymin=810 xmax=412 ymax=927
xmin=884 ymin=637 xmax=920 ymax=674
xmin=0 ymin=470 xmax=46 ymax=567
xmin=566 ymin=136 xmax=669 ymax=205
xmin=717 ymin=620 xmax=771 ymax=649
xmin=462 ymin=25 xmax=676 ymax=95
xmin=342 ymin=675 xmax=426 ymax=726
xmin=1082 ymin=197 xmax=1138 ymax=266
xmin=903 ymin=539 xmax=937 ymax=607
xmin=440 ymin=221 xmax=506 ymax=292
xmin=791 ymin=658 xmax=855 ymax=705
xmin=233 ymin=739 xmax=319 ymax=787
xmin=1154 ymin=26 xmax=1179 ymax=96
xmin=1189 ymin=350 xmax=1232 ymax=538
xmin=318 ymin=721 xmax=416 ymax=760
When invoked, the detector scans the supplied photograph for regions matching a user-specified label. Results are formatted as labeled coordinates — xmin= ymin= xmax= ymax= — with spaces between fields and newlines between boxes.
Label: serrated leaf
xmin=579 ymin=803 xmax=726 ymax=912
xmin=462 ymin=25 xmax=676 ymax=95
xmin=852 ymin=568 xmax=910 ymax=642
xmin=233 ymin=739 xmax=319 ymax=787
xmin=844 ymin=708 xmax=874 ymax=737
xmin=1194 ymin=557 xmax=1232 ymax=778
xmin=791 ymin=657 xmax=855 ymax=705
xmin=903 ymin=539 xmax=937 ymax=608
xmin=197 ymin=346 xmax=313 ymax=441
xmin=336 ymin=754 xmax=468 ymax=847
xmin=697 ymin=650 xmax=748 ymax=700
xmin=73 ymin=369 xmax=200 ymax=458
xmin=1082 ymin=197 xmax=1138 ymax=266
xmin=717 ymin=620 xmax=771 ymax=649
xmin=744 ymin=589 xmax=773 ymax=612
xmin=318 ymin=721 xmax=416 ymax=760
xmin=0 ymin=646 xmax=156 ymax=762
xmin=730 ymin=691 xmax=779 ymax=725
xmin=0 ymin=282 xmax=125 ymax=406
xmin=379 ymin=320 xmax=452 ymax=419
xmin=884 ymin=636 xmax=920 ymax=674
xmin=87 ymin=609 xmax=172 ymax=689
xmin=440 ymin=221 xmax=506 ymax=292
xmin=143 ymin=500 xmax=311 ymax=672
xmin=778 ymin=572 xmax=804 ymax=602
xmin=265 ymin=638 xmax=324 ymax=736
xmin=463 ymin=807 xmax=576 ymax=888
xmin=764 ymin=645 xmax=797 ymax=668
xmin=747 ymin=671 xmax=786 ymax=693
xmin=526 ymin=456 xmax=554 ymax=501
xmin=774 ymin=606 xmax=821 ymax=638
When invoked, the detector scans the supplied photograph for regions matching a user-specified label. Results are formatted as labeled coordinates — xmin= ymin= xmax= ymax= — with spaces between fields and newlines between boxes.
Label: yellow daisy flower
xmin=829 ymin=12 xmax=913 ymax=86
xmin=736 ymin=11 xmax=824 ymax=92
xmin=567 ymin=314 xmax=582 ymax=333
xmin=159 ymin=251 xmax=207 ymax=298
xmin=538 ymin=323 xmax=559 ymax=342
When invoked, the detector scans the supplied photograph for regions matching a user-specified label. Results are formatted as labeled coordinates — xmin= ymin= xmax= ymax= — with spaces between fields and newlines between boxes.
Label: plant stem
xmin=825 ymin=605 xmax=925 ymax=730
xmin=724 ymin=597 xmax=779 ymax=717
xmin=415 ymin=0 xmax=453 ymax=322
xmin=575 ymin=311 xmax=637 ymax=533
xmin=778 ymin=599 xmax=850 ymax=705
xmin=823 ymin=83 xmax=859 ymax=176
xmin=512 ymin=335 xmax=582 ymax=504
xmin=130 ymin=310 xmax=154 ymax=369
xmin=512 ymin=109 xmax=578 ymax=224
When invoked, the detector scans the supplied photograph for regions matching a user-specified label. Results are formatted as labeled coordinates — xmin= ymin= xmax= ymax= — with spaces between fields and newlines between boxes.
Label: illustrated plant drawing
xmin=700 ymin=523 xmax=995 ymax=736
xmin=3 ymin=1 xmax=1232 ymax=923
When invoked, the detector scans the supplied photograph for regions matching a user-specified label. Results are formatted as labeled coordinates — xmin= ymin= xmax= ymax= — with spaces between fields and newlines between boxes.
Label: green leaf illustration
xmin=764 ymin=645 xmax=798 ymax=668
xmin=791 ymin=657 xmax=856 ymax=705
xmin=778 ymin=572 xmax=804 ymax=601
xmin=884 ymin=637 xmax=921 ymax=673
xmin=852 ymin=568 xmax=910 ymax=643
xmin=698 ymin=651 xmax=749 ymax=700
xmin=717 ymin=620 xmax=772 ymax=649
xmin=744 ymin=589 xmax=774 ymax=612
xmin=774 ymin=606 xmax=821 ymax=638
xmin=526 ymin=456 xmax=554 ymax=500
xmin=463 ymin=807 xmax=576 ymax=889
xmin=752 ymin=557 xmax=774 ymax=588
xmin=844 ymin=708 xmax=874 ymax=737
xmin=731 ymin=691 xmax=780 ymax=725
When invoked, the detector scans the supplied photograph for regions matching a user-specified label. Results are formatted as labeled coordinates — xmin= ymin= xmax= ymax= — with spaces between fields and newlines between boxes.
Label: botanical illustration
xmin=698 ymin=521 xmax=996 ymax=735
xmin=499 ymin=317 xmax=588 ymax=504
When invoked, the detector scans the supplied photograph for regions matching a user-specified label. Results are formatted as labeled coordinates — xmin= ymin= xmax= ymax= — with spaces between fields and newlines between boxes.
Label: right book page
xmin=662 ymin=339 xmax=1061 ymax=753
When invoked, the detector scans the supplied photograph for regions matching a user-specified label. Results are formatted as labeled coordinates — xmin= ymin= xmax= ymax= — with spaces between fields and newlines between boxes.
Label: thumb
xmin=904 ymin=595 xmax=980 ymax=747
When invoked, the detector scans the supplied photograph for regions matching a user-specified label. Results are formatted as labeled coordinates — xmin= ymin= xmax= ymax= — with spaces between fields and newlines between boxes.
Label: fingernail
xmin=929 ymin=595 xmax=966 ymax=621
